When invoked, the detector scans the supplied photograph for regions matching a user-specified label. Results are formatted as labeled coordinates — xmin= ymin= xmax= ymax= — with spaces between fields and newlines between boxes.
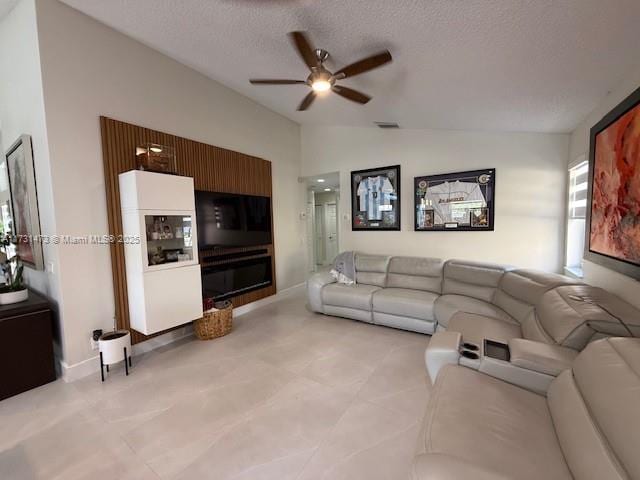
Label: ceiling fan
xmin=249 ymin=31 xmax=392 ymax=111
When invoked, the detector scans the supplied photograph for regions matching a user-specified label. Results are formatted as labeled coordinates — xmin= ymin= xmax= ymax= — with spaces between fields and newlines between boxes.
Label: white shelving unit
xmin=119 ymin=170 xmax=202 ymax=335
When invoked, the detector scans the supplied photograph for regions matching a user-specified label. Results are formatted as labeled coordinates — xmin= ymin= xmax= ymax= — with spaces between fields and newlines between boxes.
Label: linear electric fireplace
xmin=201 ymin=256 xmax=273 ymax=300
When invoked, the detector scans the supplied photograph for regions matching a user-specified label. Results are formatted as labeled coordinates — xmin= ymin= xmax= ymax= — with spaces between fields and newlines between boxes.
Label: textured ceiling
xmin=60 ymin=0 xmax=640 ymax=133
xmin=0 ymin=0 xmax=19 ymax=20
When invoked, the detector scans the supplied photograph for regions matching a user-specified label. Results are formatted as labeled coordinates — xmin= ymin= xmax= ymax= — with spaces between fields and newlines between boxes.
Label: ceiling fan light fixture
xmin=311 ymin=79 xmax=332 ymax=92
xmin=250 ymin=32 xmax=393 ymax=111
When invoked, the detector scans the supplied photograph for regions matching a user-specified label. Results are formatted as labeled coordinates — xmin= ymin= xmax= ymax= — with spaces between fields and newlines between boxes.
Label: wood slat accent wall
xmin=100 ymin=117 xmax=276 ymax=344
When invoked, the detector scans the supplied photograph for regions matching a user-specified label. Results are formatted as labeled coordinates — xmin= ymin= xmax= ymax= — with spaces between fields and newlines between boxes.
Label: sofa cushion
xmin=372 ymin=288 xmax=439 ymax=321
xmin=434 ymin=294 xmax=515 ymax=328
xmin=536 ymin=285 xmax=640 ymax=350
xmin=419 ymin=364 xmax=572 ymax=480
xmin=547 ymin=338 xmax=640 ymax=480
xmin=355 ymin=253 xmax=390 ymax=287
xmin=386 ymin=256 xmax=443 ymax=293
xmin=442 ymin=259 xmax=510 ymax=303
xmin=570 ymin=338 xmax=640 ymax=479
xmin=322 ymin=283 xmax=380 ymax=311
xmin=447 ymin=312 xmax=522 ymax=344
xmin=493 ymin=269 xmax=579 ymax=323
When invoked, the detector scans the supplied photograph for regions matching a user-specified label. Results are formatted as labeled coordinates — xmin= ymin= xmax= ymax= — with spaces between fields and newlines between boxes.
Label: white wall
xmin=301 ymin=126 xmax=569 ymax=272
xmin=34 ymin=0 xmax=306 ymax=370
xmin=0 ymin=0 xmax=63 ymax=340
xmin=569 ymin=64 xmax=640 ymax=308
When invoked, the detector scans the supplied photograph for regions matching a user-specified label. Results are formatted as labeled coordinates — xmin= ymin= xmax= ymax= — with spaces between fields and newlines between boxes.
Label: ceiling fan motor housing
xmin=315 ymin=49 xmax=330 ymax=64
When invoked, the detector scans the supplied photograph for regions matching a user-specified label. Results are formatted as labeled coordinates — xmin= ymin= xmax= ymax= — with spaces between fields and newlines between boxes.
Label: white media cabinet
xmin=119 ymin=170 xmax=203 ymax=335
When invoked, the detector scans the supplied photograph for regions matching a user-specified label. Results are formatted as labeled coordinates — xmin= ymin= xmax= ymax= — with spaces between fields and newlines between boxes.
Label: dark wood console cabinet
xmin=0 ymin=290 xmax=56 ymax=401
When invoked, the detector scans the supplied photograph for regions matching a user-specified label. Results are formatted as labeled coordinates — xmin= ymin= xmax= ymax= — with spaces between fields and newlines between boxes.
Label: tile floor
xmin=0 ymin=291 xmax=431 ymax=480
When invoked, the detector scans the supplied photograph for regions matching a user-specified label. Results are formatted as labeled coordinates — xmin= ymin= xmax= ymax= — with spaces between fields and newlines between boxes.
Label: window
xmin=565 ymin=159 xmax=588 ymax=278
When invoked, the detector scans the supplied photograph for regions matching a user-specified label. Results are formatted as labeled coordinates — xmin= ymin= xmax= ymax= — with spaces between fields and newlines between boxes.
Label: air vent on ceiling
xmin=374 ymin=122 xmax=400 ymax=129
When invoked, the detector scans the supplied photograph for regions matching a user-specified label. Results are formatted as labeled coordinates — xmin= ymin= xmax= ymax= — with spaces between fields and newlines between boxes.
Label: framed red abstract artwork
xmin=585 ymin=86 xmax=640 ymax=278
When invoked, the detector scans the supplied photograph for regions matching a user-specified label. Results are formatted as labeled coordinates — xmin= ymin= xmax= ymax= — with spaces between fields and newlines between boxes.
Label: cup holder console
xmin=460 ymin=350 xmax=479 ymax=360
xmin=459 ymin=341 xmax=481 ymax=362
xmin=462 ymin=342 xmax=479 ymax=351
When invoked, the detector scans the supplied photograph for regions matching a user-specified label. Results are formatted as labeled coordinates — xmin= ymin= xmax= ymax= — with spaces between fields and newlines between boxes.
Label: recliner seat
xmin=371 ymin=256 xmax=443 ymax=334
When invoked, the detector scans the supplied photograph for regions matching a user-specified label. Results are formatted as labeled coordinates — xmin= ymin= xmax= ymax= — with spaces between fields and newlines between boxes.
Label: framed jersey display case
xmin=414 ymin=168 xmax=495 ymax=231
xmin=351 ymin=165 xmax=401 ymax=231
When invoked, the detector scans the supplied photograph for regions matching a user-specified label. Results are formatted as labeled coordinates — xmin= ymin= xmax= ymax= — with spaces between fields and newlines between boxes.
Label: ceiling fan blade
xmin=297 ymin=91 xmax=317 ymax=111
xmin=334 ymin=50 xmax=392 ymax=79
xmin=331 ymin=85 xmax=371 ymax=104
xmin=250 ymin=79 xmax=307 ymax=85
xmin=289 ymin=31 xmax=318 ymax=70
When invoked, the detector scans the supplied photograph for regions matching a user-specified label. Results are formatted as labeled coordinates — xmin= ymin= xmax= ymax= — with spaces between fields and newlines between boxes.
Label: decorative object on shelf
xmin=194 ymin=299 xmax=232 ymax=340
xmin=98 ymin=329 xmax=132 ymax=382
xmin=135 ymin=143 xmax=177 ymax=174
xmin=5 ymin=135 xmax=44 ymax=270
xmin=350 ymin=165 xmax=401 ymax=231
xmin=414 ymin=168 xmax=495 ymax=232
xmin=0 ymin=229 xmax=28 ymax=305
xmin=585 ymin=85 xmax=640 ymax=279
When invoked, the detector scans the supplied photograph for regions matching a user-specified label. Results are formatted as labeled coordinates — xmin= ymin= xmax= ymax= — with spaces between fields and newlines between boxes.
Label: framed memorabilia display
xmin=414 ymin=168 xmax=495 ymax=231
xmin=5 ymin=135 xmax=44 ymax=270
xmin=585 ymin=85 xmax=640 ymax=279
xmin=351 ymin=165 xmax=401 ymax=231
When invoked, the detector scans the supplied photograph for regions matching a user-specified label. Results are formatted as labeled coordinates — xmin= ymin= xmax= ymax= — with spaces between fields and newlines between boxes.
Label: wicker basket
xmin=194 ymin=303 xmax=232 ymax=340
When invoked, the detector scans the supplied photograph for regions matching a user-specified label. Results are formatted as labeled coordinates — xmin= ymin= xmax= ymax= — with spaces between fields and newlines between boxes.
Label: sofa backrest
xmin=547 ymin=337 xmax=640 ymax=480
xmin=386 ymin=256 xmax=444 ymax=293
xmin=442 ymin=259 xmax=510 ymax=302
xmin=494 ymin=269 xmax=579 ymax=323
xmin=355 ymin=253 xmax=390 ymax=287
xmin=531 ymin=285 xmax=640 ymax=350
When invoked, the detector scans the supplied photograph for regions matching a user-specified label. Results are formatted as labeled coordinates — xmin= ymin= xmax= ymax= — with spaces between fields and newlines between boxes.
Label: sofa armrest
xmin=411 ymin=453 xmax=511 ymax=480
xmin=508 ymin=338 xmax=578 ymax=376
xmin=307 ymin=271 xmax=336 ymax=313
xmin=425 ymin=331 xmax=461 ymax=384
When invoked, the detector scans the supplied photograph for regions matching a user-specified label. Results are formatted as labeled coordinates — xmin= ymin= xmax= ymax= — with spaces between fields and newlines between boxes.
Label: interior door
xmin=314 ymin=204 xmax=325 ymax=265
xmin=324 ymin=203 xmax=338 ymax=265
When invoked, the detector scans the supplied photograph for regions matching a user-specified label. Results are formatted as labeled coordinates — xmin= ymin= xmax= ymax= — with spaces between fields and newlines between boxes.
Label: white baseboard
xmin=232 ymin=282 xmax=305 ymax=317
xmin=61 ymin=282 xmax=306 ymax=382
xmin=61 ymin=356 xmax=103 ymax=383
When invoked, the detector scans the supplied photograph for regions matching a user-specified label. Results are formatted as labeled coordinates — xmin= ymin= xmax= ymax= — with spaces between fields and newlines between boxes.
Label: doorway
xmin=302 ymin=172 xmax=340 ymax=272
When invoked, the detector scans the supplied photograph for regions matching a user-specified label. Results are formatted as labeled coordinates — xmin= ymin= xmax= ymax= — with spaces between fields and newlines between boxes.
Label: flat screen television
xmin=195 ymin=191 xmax=272 ymax=249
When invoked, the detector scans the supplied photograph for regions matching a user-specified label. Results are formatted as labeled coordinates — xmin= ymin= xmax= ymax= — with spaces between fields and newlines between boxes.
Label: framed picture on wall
xmin=585 ymin=85 xmax=640 ymax=279
xmin=351 ymin=165 xmax=401 ymax=231
xmin=5 ymin=135 xmax=44 ymax=270
xmin=414 ymin=168 xmax=495 ymax=231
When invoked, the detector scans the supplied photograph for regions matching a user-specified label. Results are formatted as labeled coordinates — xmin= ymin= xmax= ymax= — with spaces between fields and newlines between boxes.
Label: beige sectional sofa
xmin=309 ymin=253 xmax=640 ymax=479
xmin=412 ymin=337 xmax=640 ymax=480
xmin=307 ymin=253 xmax=640 ymax=349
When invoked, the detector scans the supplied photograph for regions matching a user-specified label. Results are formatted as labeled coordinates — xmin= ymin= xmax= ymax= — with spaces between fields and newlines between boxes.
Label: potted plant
xmin=0 ymin=231 xmax=28 ymax=305
xmin=97 ymin=316 xmax=132 ymax=381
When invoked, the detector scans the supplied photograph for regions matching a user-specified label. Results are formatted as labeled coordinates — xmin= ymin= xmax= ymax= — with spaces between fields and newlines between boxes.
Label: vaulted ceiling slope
xmin=61 ymin=0 xmax=640 ymax=133
xmin=0 ymin=1 xmax=19 ymax=20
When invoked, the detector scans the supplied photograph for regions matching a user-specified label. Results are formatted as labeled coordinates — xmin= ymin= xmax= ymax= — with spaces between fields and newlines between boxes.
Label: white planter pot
xmin=98 ymin=330 xmax=132 ymax=381
xmin=0 ymin=289 xmax=29 ymax=305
